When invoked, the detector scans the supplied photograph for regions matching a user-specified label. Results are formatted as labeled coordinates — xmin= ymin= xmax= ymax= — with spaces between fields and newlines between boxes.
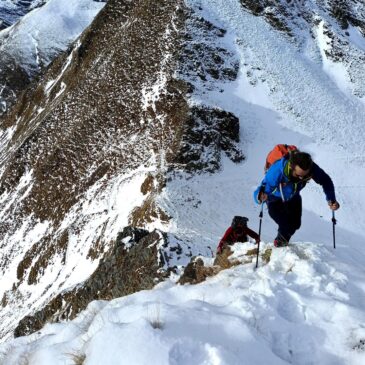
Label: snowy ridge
xmin=0 ymin=0 xmax=105 ymax=113
xmin=0 ymin=0 xmax=105 ymax=74
xmin=198 ymin=0 xmax=365 ymax=158
xmin=1 ymin=0 xmax=365 ymax=363
xmin=1 ymin=242 xmax=364 ymax=364
xmin=0 ymin=0 xmax=47 ymax=30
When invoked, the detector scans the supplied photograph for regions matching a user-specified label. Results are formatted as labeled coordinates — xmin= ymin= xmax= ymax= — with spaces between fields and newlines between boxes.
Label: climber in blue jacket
xmin=254 ymin=151 xmax=340 ymax=247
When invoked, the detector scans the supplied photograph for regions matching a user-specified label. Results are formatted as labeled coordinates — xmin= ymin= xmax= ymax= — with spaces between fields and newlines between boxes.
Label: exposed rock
xmin=353 ymin=339 xmax=365 ymax=351
xmin=327 ymin=0 xmax=365 ymax=30
xmin=169 ymin=7 xmax=244 ymax=174
xmin=141 ymin=174 xmax=155 ymax=195
xmin=178 ymin=258 xmax=220 ymax=285
xmin=239 ymin=0 xmax=292 ymax=36
xmin=129 ymin=196 xmax=171 ymax=226
xmin=178 ymin=9 xmax=240 ymax=91
xmin=0 ymin=58 xmax=31 ymax=114
xmin=131 ymin=173 xmax=170 ymax=225
xmin=178 ymin=245 xmax=273 ymax=286
xmin=14 ymin=226 xmax=171 ymax=337
xmin=240 ymin=0 xmax=365 ymax=38
xmin=173 ymin=106 xmax=244 ymax=173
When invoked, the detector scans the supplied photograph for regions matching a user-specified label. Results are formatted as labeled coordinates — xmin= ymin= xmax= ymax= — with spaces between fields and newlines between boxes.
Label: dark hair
xmin=231 ymin=216 xmax=248 ymax=230
xmin=290 ymin=151 xmax=313 ymax=171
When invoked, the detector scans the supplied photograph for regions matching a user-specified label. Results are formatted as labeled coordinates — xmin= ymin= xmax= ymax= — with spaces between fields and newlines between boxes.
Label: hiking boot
xmin=274 ymin=237 xmax=288 ymax=247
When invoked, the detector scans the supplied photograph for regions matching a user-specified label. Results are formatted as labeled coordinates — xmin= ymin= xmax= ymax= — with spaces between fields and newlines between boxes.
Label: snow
xmin=346 ymin=25 xmax=365 ymax=52
xmin=2 ymin=242 xmax=365 ymax=364
xmin=1 ymin=0 xmax=365 ymax=364
xmin=0 ymin=0 xmax=16 ymax=10
xmin=315 ymin=21 xmax=352 ymax=97
xmin=0 ymin=0 xmax=105 ymax=75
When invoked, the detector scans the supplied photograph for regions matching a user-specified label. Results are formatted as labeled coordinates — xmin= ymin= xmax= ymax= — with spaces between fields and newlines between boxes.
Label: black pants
xmin=267 ymin=194 xmax=302 ymax=242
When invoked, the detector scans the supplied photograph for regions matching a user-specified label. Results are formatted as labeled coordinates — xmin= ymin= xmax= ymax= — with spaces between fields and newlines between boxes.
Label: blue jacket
xmin=254 ymin=157 xmax=336 ymax=204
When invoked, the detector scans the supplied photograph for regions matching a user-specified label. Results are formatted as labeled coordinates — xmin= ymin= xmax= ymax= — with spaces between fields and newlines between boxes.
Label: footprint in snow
xmin=169 ymin=340 xmax=223 ymax=365
xmin=270 ymin=330 xmax=323 ymax=365
xmin=276 ymin=289 xmax=306 ymax=323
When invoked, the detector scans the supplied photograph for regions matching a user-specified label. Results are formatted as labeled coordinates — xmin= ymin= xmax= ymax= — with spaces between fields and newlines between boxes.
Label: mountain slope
xmin=0 ymin=0 xmax=47 ymax=30
xmin=0 ymin=0 xmax=105 ymax=114
xmin=0 ymin=0 xmax=365 ymax=363
xmin=1 ymin=242 xmax=365 ymax=364
xmin=0 ymin=0 xmax=184 ymax=339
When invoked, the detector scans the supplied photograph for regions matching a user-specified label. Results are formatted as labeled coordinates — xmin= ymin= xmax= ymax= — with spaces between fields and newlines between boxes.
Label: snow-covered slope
xmin=0 ymin=0 xmax=47 ymax=30
xmin=0 ymin=0 xmax=105 ymax=74
xmin=2 ymin=242 xmax=365 ymax=364
xmin=1 ymin=0 xmax=365 ymax=363
xmin=0 ymin=0 xmax=105 ymax=113
xmin=161 ymin=0 xmax=365 ymax=257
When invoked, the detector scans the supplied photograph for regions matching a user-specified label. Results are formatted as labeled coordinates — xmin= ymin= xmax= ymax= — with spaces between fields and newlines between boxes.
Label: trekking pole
xmin=255 ymin=203 xmax=264 ymax=268
xmin=332 ymin=210 xmax=337 ymax=249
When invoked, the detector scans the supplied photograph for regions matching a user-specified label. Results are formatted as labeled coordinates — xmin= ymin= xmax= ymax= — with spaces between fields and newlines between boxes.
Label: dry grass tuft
xmin=147 ymin=302 xmax=164 ymax=330
xmin=213 ymin=247 xmax=240 ymax=269
xmin=179 ymin=244 xmax=275 ymax=287
xmin=245 ymin=248 xmax=258 ymax=256
xmin=179 ymin=258 xmax=222 ymax=285
xmin=261 ymin=248 xmax=272 ymax=264
xmin=68 ymin=352 xmax=86 ymax=365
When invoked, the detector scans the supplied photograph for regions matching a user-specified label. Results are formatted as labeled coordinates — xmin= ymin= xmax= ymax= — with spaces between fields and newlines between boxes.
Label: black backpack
xmin=231 ymin=216 xmax=248 ymax=230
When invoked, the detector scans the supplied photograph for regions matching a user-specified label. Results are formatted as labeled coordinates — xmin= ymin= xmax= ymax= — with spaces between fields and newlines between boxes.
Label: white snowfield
xmin=0 ymin=0 xmax=45 ymax=10
xmin=0 ymin=0 xmax=105 ymax=74
xmin=1 ymin=0 xmax=365 ymax=364
xmin=1 ymin=242 xmax=364 ymax=365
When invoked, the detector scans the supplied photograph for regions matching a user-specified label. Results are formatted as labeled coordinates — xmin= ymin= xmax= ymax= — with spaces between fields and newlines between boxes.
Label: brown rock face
xmin=0 ymin=0 xmax=189 ymax=339
xmin=14 ymin=226 xmax=170 ymax=337
xmin=173 ymin=107 xmax=244 ymax=173
xmin=1 ymin=1 xmax=186 ymax=274
xmin=0 ymin=0 xmax=245 ymax=339
xmin=1 ymin=0 xmax=187 ymax=225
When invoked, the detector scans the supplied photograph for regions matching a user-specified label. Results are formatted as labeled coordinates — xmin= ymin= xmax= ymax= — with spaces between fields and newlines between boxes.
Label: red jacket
xmin=217 ymin=226 xmax=260 ymax=253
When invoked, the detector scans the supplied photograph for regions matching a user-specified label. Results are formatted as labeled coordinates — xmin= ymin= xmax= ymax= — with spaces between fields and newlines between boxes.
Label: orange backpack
xmin=264 ymin=144 xmax=297 ymax=172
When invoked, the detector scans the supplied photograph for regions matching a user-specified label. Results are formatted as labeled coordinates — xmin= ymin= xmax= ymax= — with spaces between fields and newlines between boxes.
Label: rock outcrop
xmin=14 ymin=226 xmax=173 ymax=337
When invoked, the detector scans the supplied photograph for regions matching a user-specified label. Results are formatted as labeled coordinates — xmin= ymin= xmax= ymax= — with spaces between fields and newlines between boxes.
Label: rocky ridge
xmin=0 ymin=0 xmax=105 ymax=115
xmin=0 ymin=0 xmax=46 ymax=30
xmin=13 ymin=226 xmax=185 ymax=337
xmin=0 ymin=0 xmax=243 ymax=340
xmin=1 ymin=0 xmax=364 ymax=341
